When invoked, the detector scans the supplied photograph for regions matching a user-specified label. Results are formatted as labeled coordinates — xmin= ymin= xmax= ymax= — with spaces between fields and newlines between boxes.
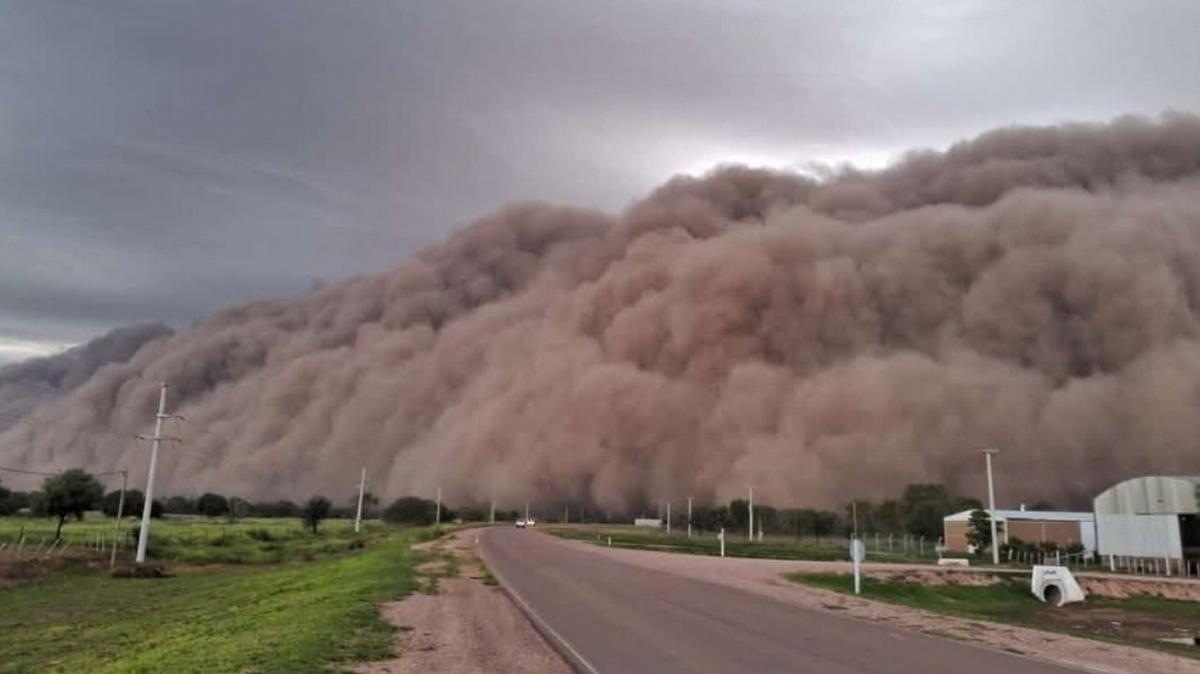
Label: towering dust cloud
xmin=4 ymin=114 xmax=1200 ymax=511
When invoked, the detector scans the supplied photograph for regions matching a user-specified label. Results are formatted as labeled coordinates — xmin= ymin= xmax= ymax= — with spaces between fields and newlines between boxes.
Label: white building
xmin=1094 ymin=475 xmax=1200 ymax=562
xmin=942 ymin=508 xmax=1095 ymax=554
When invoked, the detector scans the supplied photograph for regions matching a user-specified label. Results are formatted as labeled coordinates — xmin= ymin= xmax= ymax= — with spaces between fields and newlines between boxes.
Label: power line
xmin=0 ymin=465 xmax=127 ymax=478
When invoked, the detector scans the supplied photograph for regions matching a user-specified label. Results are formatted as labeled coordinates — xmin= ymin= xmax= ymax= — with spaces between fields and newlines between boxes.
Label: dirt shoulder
xmin=354 ymin=529 xmax=571 ymax=674
xmin=561 ymin=534 xmax=1200 ymax=674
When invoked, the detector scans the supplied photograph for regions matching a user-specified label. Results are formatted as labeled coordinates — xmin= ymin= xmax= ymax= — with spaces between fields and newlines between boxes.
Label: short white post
xmin=607 ymin=536 xmax=612 ymax=547
xmin=666 ymin=501 xmax=671 ymax=536
xmin=719 ymin=527 xmax=726 ymax=557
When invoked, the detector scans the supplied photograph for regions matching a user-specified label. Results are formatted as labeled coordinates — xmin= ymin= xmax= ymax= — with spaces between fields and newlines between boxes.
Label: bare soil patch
xmin=354 ymin=529 xmax=571 ymax=674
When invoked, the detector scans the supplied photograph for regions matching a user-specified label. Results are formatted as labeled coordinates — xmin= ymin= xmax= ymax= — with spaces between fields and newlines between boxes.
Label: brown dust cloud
xmin=4 ymin=114 xmax=1200 ymax=512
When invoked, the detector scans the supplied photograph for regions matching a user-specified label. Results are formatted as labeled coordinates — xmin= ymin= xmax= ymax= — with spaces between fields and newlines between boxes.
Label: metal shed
xmin=1094 ymin=475 xmax=1200 ymax=562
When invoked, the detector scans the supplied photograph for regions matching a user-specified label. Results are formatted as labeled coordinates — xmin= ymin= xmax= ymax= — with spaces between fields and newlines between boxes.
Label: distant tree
xmin=164 ymin=496 xmax=195 ymax=515
xmin=382 ymin=496 xmax=438 ymax=526
xmin=1027 ymin=501 xmax=1055 ymax=511
xmin=349 ymin=491 xmax=380 ymax=517
xmin=301 ymin=495 xmax=332 ymax=534
xmin=3 ymin=490 xmax=31 ymax=514
xmin=965 ymin=509 xmax=1004 ymax=555
xmin=728 ymin=499 xmax=750 ymax=531
xmin=254 ymin=500 xmax=299 ymax=518
xmin=196 ymin=492 xmax=230 ymax=518
xmin=101 ymin=489 xmax=144 ymax=517
xmin=813 ymin=511 xmax=839 ymax=541
xmin=41 ymin=469 xmax=105 ymax=540
xmin=900 ymin=484 xmax=981 ymax=539
xmin=0 ymin=480 xmax=12 ymax=516
xmin=28 ymin=490 xmax=48 ymax=517
xmin=228 ymin=496 xmax=250 ymax=521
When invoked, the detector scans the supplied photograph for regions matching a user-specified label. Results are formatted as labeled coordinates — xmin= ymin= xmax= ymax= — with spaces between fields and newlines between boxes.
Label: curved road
xmin=478 ymin=527 xmax=1083 ymax=674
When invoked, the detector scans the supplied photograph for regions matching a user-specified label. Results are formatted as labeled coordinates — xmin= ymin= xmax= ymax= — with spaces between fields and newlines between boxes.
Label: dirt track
xmin=354 ymin=530 xmax=570 ymax=674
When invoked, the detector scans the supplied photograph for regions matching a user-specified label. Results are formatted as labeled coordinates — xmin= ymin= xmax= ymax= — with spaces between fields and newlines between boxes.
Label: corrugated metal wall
xmin=1096 ymin=514 xmax=1182 ymax=558
xmin=1094 ymin=476 xmax=1199 ymax=515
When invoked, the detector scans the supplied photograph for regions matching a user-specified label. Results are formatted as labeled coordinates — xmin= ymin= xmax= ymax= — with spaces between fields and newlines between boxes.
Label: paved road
xmin=478 ymin=528 xmax=1083 ymax=674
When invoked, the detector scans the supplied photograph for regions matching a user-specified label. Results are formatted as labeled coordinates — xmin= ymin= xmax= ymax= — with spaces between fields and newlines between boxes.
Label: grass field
xmin=789 ymin=572 xmax=1200 ymax=659
xmin=0 ymin=516 xmax=443 ymax=673
xmin=545 ymin=524 xmax=938 ymax=563
xmin=0 ymin=514 xmax=387 ymax=564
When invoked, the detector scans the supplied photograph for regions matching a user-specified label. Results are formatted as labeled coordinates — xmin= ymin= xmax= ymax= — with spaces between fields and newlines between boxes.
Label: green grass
xmin=789 ymin=571 xmax=1200 ymax=659
xmin=545 ymin=524 xmax=937 ymax=563
xmin=0 ymin=515 xmax=387 ymax=565
xmin=0 ymin=526 xmax=440 ymax=673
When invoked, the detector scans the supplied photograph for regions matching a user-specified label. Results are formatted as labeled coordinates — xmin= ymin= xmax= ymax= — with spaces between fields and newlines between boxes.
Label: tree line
xmin=4 ymin=469 xmax=989 ymax=542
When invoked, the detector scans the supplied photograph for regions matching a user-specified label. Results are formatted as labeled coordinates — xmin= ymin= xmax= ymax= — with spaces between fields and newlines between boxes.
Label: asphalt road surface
xmin=478 ymin=528 xmax=1085 ymax=674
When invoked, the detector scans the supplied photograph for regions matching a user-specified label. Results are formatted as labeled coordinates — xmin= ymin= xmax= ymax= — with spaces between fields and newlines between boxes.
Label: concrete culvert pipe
xmin=1043 ymin=584 xmax=1063 ymax=607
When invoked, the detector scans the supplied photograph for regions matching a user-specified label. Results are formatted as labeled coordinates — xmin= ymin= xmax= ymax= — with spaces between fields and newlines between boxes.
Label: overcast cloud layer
xmin=3 ymin=1 xmax=1200 ymax=364
xmin=4 ymin=115 xmax=1200 ymax=512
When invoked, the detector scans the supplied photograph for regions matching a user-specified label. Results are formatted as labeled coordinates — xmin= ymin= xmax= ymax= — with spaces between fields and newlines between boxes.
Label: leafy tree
xmin=41 ymin=469 xmax=104 ymax=540
xmin=382 ymin=496 xmax=438 ymax=525
xmin=965 ymin=509 xmax=1004 ymax=555
xmin=101 ymin=489 xmax=158 ymax=518
xmin=28 ymin=490 xmax=48 ymax=517
xmin=164 ymin=496 xmax=195 ymax=514
xmin=254 ymin=500 xmax=299 ymax=517
xmin=728 ymin=499 xmax=750 ymax=531
xmin=301 ymin=495 xmax=332 ymax=533
xmin=0 ymin=477 xmax=19 ymax=513
xmin=900 ymin=484 xmax=981 ymax=539
xmin=196 ymin=492 xmax=230 ymax=517
xmin=456 ymin=505 xmax=487 ymax=522
xmin=228 ymin=496 xmax=250 ymax=521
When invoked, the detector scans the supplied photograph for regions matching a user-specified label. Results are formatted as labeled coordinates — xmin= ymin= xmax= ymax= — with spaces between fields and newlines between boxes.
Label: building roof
xmin=943 ymin=509 xmax=1094 ymax=523
xmin=1094 ymin=475 xmax=1200 ymax=515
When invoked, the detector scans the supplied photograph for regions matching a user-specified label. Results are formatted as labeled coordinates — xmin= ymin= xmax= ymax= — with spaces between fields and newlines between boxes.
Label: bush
xmin=247 ymin=528 xmax=274 ymax=542
xmin=301 ymin=496 xmax=332 ymax=534
xmin=196 ymin=493 xmax=230 ymax=517
xmin=382 ymin=496 xmax=438 ymax=526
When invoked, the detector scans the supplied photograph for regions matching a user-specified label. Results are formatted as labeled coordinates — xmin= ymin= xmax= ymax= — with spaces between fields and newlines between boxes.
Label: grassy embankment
xmin=790 ymin=572 xmax=1200 ymax=660
xmin=545 ymin=524 xmax=937 ymax=564
xmin=0 ymin=515 xmax=444 ymax=673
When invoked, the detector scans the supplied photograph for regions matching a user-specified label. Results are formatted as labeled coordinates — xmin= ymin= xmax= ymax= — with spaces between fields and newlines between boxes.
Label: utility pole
xmin=525 ymin=502 xmax=530 ymax=523
xmin=354 ymin=467 xmax=366 ymax=534
xmin=981 ymin=448 xmax=1000 ymax=565
xmin=435 ymin=486 xmax=442 ymax=526
xmin=109 ymin=469 xmax=127 ymax=570
xmin=490 ymin=498 xmax=495 ymax=525
xmin=136 ymin=383 xmax=175 ymax=564
xmin=748 ymin=486 xmax=754 ymax=542
xmin=687 ymin=496 xmax=693 ymax=538
xmin=852 ymin=499 xmax=859 ymax=540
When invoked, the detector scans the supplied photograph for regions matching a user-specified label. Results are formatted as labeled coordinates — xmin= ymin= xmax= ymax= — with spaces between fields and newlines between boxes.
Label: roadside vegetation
xmin=789 ymin=572 xmax=1200 ymax=660
xmin=0 ymin=465 xmax=502 ymax=673
xmin=0 ymin=526 xmax=441 ymax=673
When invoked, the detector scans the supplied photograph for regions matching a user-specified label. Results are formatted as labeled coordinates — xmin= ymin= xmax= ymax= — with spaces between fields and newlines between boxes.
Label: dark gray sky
xmin=2 ymin=0 xmax=1199 ymax=363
